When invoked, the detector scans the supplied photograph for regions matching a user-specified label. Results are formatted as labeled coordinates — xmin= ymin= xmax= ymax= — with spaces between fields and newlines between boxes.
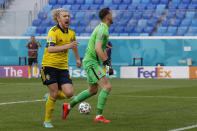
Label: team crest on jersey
xmin=48 ymin=37 xmax=53 ymax=42
xmin=46 ymin=74 xmax=50 ymax=80
xmin=97 ymin=71 xmax=101 ymax=75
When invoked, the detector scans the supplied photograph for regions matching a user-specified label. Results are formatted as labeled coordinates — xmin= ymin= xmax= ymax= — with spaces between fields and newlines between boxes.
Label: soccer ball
xmin=78 ymin=102 xmax=91 ymax=114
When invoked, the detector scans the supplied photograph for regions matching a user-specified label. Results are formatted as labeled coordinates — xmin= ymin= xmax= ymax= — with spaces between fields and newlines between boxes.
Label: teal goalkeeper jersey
xmin=83 ymin=22 xmax=109 ymax=64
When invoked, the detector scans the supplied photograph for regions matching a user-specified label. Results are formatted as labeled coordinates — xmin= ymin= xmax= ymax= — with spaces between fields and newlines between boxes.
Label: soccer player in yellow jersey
xmin=41 ymin=8 xmax=82 ymax=128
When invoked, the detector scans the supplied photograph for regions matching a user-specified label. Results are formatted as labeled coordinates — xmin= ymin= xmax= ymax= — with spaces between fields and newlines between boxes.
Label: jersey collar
xmin=57 ymin=24 xmax=68 ymax=33
xmin=100 ymin=22 xmax=109 ymax=30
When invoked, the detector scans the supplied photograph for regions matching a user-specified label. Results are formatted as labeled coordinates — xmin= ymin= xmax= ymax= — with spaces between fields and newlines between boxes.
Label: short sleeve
xmin=47 ymin=30 xmax=56 ymax=46
xmin=96 ymin=29 xmax=106 ymax=43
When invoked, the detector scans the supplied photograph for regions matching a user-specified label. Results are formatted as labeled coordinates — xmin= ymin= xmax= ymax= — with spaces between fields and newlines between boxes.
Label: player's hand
xmin=69 ymin=41 xmax=79 ymax=49
xmin=103 ymin=58 xmax=111 ymax=66
xmin=76 ymin=59 xmax=82 ymax=68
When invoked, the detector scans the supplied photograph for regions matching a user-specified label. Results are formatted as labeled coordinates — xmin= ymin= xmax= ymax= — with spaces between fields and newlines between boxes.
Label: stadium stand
xmin=24 ymin=0 xmax=197 ymax=36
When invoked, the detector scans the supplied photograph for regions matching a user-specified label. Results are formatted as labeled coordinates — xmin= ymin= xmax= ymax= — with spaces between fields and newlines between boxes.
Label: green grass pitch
xmin=1 ymin=78 xmax=197 ymax=131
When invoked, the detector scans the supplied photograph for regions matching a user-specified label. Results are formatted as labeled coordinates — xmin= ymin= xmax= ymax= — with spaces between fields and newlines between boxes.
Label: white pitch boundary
xmin=168 ymin=124 xmax=197 ymax=131
xmin=0 ymin=99 xmax=45 ymax=106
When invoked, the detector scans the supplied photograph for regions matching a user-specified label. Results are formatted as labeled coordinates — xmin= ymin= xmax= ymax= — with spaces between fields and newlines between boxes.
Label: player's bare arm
xmin=95 ymin=41 xmax=108 ymax=61
xmin=72 ymin=47 xmax=82 ymax=68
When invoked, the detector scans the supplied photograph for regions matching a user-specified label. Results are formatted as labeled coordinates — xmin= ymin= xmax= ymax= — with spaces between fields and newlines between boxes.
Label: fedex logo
xmin=138 ymin=67 xmax=171 ymax=78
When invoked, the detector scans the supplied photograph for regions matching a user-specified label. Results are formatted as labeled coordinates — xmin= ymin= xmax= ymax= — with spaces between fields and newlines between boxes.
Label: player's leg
xmin=41 ymin=67 xmax=58 ymax=128
xmin=28 ymin=58 xmax=32 ymax=78
xmin=34 ymin=58 xmax=38 ymax=78
xmin=94 ymin=76 xmax=111 ymax=123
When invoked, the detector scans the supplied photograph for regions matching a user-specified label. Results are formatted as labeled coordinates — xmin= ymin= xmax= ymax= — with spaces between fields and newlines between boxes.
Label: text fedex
xmin=138 ymin=67 xmax=171 ymax=78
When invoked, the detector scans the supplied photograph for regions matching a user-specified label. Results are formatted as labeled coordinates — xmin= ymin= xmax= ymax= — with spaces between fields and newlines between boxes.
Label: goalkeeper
xmin=62 ymin=8 xmax=113 ymax=123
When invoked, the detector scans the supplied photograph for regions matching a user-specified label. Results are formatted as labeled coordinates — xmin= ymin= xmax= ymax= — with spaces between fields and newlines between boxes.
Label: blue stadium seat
xmin=52 ymin=4 xmax=62 ymax=9
xmin=128 ymin=4 xmax=137 ymax=11
xmin=104 ymin=0 xmax=112 ymax=5
xmin=176 ymin=11 xmax=185 ymax=19
xmin=85 ymin=0 xmax=94 ymax=4
xmin=153 ymin=32 xmax=164 ymax=36
xmin=57 ymin=0 xmax=66 ymax=5
xmin=157 ymin=27 xmax=167 ymax=33
xmin=49 ymin=0 xmax=57 ymax=5
xmin=142 ymin=11 xmax=152 ymax=19
xmin=182 ymin=0 xmax=191 ymax=4
xmin=113 ymin=0 xmax=122 ymax=4
xmin=122 ymin=12 xmax=133 ymax=19
xmin=50 ymin=20 xmax=56 ymax=26
xmin=27 ymin=26 xmax=37 ymax=34
xmin=129 ymin=33 xmax=140 ymax=36
xmin=132 ymin=12 xmax=142 ymax=19
xmin=192 ymin=0 xmax=197 ymax=4
xmin=94 ymin=0 xmax=103 ymax=4
xmin=119 ymin=33 xmax=129 ymax=36
xmin=188 ymin=4 xmax=197 ymax=10
xmin=71 ymin=5 xmax=80 ymax=10
xmin=75 ymin=26 xmax=85 ymax=33
xmin=170 ymin=19 xmax=181 ymax=27
xmin=62 ymin=5 xmax=71 ymax=10
xmin=191 ymin=20 xmax=197 ymax=27
xmin=177 ymin=27 xmax=188 ymax=35
xmin=124 ymin=26 xmax=134 ymax=33
xmin=146 ymin=4 xmax=156 ymax=10
xmin=132 ymin=0 xmax=141 ymax=5
xmin=151 ymin=0 xmax=160 ymax=5
xmin=156 ymin=4 xmax=166 ymax=13
xmin=41 ymin=19 xmax=51 ymax=27
xmin=137 ymin=4 xmax=147 ymax=10
xmin=134 ymin=26 xmax=144 ymax=33
xmin=118 ymin=5 xmax=128 ymax=10
xmin=127 ymin=19 xmax=138 ymax=26
xmin=138 ymin=19 xmax=147 ymax=27
xmin=114 ymin=26 xmax=124 ymax=33
xmin=188 ymin=27 xmax=197 ymax=33
xmin=32 ymin=19 xmax=42 ymax=26
xmin=141 ymin=0 xmax=150 ymax=5
xmin=185 ymin=11 xmax=195 ymax=19
xmin=80 ymin=5 xmax=89 ymax=10
xmin=147 ymin=18 xmax=158 ymax=27
xmin=167 ymin=26 xmax=177 ymax=34
xmin=168 ymin=4 xmax=177 ymax=10
xmin=84 ymin=12 xmax=95 ymax=19
xmin=181 ymin=19 xmax=192 ymax=27
xmin=164 ymin=33 xmax=174 ymax=36
xmin=43 ymin=5 xmax=52 ymax=13
xmin=160 ymin=0 xmax=169 ymax=4
xmin=38 ymin=11 xmax=47 ymax=20
xmin=67 ymin=0 xmax=75 ymax=4
xmin=75 ymin=12 xmax=85 ymax=20
xmin=161 ymin=20 xmax=169 ymax=27
xmin=70 ymin=20 xmax=79 ymax=26
xmin=109 ymin=26 xmax=114 ymax=32
xmin=89 ymin=5 xmax=99 ymax=10
xmin=85 ymin=26 xmax=93 ymax=33
xmin=140 ymin=33 xmax=149 ymax=36
xmin=80 ymin=33 xmax=91 ymax=36
xmin=36 ymin=27 xmax=46 ymax=34
xmin=166 ymin=12 xmax=175 ymax=19
xmin=122 ymin=0 xmax=131 ymax=4
xmin=110 ymin=5 xmax=118 ymax=10
xmin=80 ymin=19 xmax=89 ymax=26
xmin=144 ymin=26 xmax=154 ymax=34
xmin=110 ymin=33 xmax=119 ymax=36
xmin=76 ymin=0 xmax=85 ymax=4
xmin=172 ymin=0 xmax=181 ymax=5
xmin=184 ymin=33 xmax=195 ymax=36
xmin=152 ymin=11 xmax=162 ymax=20
xmin=178 ymin=4 xmax=188 ymax=10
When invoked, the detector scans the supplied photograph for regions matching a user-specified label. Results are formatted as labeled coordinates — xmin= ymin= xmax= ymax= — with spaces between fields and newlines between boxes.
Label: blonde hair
xmin=52 ymin=8 xmax=68 ymax=24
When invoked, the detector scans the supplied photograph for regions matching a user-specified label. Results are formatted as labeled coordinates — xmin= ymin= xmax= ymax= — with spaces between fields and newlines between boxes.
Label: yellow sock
xmin=34 ymin=65 xmax=37 ymax=76
xmin=45 ymin=96 xmax=56 ymax=122
xmin=58 ymin=90 xmax=67 ymax=99
xmin=103 ymin=66 xmax=106 ymax=74
xmin=28 ymin=66 xmax=31 ymax=77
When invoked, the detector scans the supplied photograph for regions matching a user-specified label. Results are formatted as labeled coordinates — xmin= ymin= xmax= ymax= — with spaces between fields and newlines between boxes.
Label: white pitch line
xmin=168 ymin=124 xmax=197 ymax=131
xmin=0 ymin=99 xmax=45 ymax=106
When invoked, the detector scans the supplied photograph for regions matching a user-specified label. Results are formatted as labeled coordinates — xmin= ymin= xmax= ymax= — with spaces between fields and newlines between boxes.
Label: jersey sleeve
xmin=47 ymin=29 xmax=57 ymax=47
xmin=95 ymin=29 xmax=106 ymax=43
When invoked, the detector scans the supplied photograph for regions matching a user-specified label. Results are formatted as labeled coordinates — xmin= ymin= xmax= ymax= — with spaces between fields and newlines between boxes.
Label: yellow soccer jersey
xmin=42 ymin=25 xmax=76 ymax=69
